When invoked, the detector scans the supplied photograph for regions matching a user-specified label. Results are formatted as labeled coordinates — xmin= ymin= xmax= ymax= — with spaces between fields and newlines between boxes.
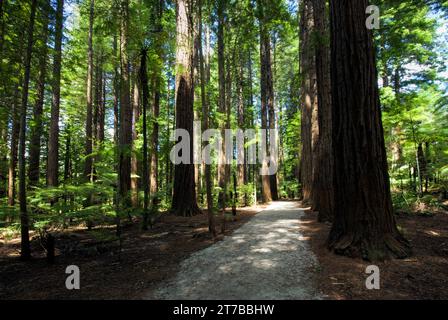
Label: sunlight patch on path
xmin=148 ymin=201 xmax=323 ymax=300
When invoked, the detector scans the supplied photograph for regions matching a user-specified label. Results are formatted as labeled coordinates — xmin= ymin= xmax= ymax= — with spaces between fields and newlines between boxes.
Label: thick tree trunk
xmin=171 ymin=0 xmax=201 ymax=217
xmin=299 ymin=0 xmax=317 ymax=205
xmin=47 ymin=0 xmax=64 ymax=187
xmin=18 ymin=0 xmax=38 ymax=260
xmin=311 ymin=0 xmax=334 ymax=222
xmin=327 ymin=0 xmax=411 ymax=261
xmin=29 ymin=3 xmax=50 ymax=186
xmin=119 ymin=0 xmax=132 ymax=205
xmin=84 ymin=0 xmax=94 ymax=182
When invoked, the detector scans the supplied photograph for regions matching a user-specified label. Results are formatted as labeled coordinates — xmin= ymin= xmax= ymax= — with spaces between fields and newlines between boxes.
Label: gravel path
xmin=150 ymin=201 xmax=323 ymax=300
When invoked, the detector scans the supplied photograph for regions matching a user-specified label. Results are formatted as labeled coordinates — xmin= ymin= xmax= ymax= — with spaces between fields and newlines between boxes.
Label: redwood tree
xmin=258 ymin=0 xmax=272 ymax=203
xmin=84 ymin=0 xmax=94 ymax=182
xmin=327 ymin=0 xmax=411 ymax=260
xmin=29 ymin=0 xmax=50 ymax=186
xmin=119 ymin=0 xmax=132 ymax=204
xmin=299 ymin=0 xmax=318 ymax=205
xmin=311 ymin=0 xmax=333 ymax=222
xmin=171 ymin=0 xmax=201 ymax=217
xmin=47 ymin=0 xmax=64 ymax=187
xmin=18 ymin=0 xmax=38 ymax=260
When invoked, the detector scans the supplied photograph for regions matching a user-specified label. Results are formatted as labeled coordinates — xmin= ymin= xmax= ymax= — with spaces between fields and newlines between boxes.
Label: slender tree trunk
xmin=131 ymin=77 xmax=140 ymax=207
xmin=113 ymin=35 xmax=120 ymax=148
xmin=97 ymin=69 xmax=106 ymax=143
xmin=217 ymin=0 xmax=227 ymax=209
xmin=29 ymin=3 xmax=50 ymax=186
xmin=258 ymin=0 xmax=272 ymax=203
xmin=198 ymin=0 xmax=216 ymax=236
xmin=119 ymin=0 xmax=132 ymax=206
xmin=299 ymin=0 xmax=317 ymax=205
xmin=327 ymin=0 xmax=411 ymax=260
xmin=18 ymin=0 xmax=38 ymax=260
xmin=417 ymin=143 xmax=426 ymax=195
xmin=47 ymin=0 xmax=64 ymax=187
xmin=311 ymin=0 xmax=333 ymax=222
xmin=84 ymin=0 xmax=94 ymax=182
xmin=150 ymin=0 xmax=164 ymax=210
xmin=140 ymin=48 xmax=150 ymax=229
xmin=237 ymin=60 xmax=245 ymax=205
xmin=171 ymin=0 xmax=201 ymax=217
xmin=8 ymin=84 xmax=20 ymax=206
xmin=64 ymin=126 xmax=72 ymax=182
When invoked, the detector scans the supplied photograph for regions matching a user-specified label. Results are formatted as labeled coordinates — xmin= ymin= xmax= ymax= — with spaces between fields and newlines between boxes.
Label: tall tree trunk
xmin=84 ymin=0 xmax=94 ymax=182
xmin=299 ymin=0 xmax=317 ymax=205
xmin=171 ymin=0 xmax=201 ymax=217
xmin=140 ymin=48 xmax=150 ymax=229
xmin=311 ymin=0 xmax=333 ymax=222
xmin=327 ymin=0 xmax=411 ymax=260
xmin=217 ymin=0 xmax=227 ymax=209
xmin=47 ymin=0 xmax=64 ymax=187
xmin=198 ymin=0 xmax=216 ymax=236
xmin=29 ymin=2 xmax=50 ymax=186
xmin=119 ymin=0 xmax=132 ymax=205
xmin=258 ymin=0 xmax=272 ymax=203
xmin=150 ymin=0 xmax=164 ymax=210
xmin=18 ymin=0 xmax=38 ymax=260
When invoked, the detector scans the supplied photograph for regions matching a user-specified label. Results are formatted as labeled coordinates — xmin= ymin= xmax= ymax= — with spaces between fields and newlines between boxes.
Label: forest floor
xmin=147 ymin=201 xmax=322 ymax=300
xmin=2 ymin=200 xmax=448 ymax=300
xmin=301 ymin=203 xmax=448 ymax=299
xmin=0 ymin=205 xmax=264 ymax=299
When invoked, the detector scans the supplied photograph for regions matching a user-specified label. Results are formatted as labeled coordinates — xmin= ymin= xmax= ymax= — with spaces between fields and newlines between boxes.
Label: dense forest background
xmin=0 ymin=0 xmax=448 ymax=265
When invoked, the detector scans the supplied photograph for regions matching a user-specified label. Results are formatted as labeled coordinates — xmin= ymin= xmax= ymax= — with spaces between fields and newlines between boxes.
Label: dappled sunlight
xmin=152 ymin=201 xmax=322 ymax=300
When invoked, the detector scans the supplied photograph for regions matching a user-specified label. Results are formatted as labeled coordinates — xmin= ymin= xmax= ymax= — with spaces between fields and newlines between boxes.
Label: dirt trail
xmin=148 ymin=201 xmax=323 ymax=300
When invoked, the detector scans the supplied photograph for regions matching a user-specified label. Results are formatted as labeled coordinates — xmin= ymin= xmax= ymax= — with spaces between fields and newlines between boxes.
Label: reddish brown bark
xmin=311 ymin=0 xmax=334 ymax=222
xmin=327 ymin=0 xmax=411 ymax=260
xmin=171 ymin=0 xmax=201 ymax=217
xmin=299 ymin=0 xmax=317 ymax=205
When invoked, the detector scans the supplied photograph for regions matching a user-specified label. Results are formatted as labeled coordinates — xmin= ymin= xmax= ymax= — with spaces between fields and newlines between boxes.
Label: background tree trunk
xmin=84 ymin=0 xmax=94 ymax=182
xmin=131 ymin=77 xmax=140 ymax=207
xmin=28 ymin=2 xmax=50 ymax=186
xmin=258 ymin=0 xmax=272 ymax=203
xmin=198 ymin=0 xmax=216 ymax=236
xmin=8 ymin=85 xmax=20 ymax=206
xmin=327 ymin=0 xmax=411 ymax=261
xmin=47 ymin=0 xmax=64 ymax=187
xmin=119 ymin=0 xmax=132 ymax=205
xmin=217 ymin=0 xmax=227 ymax=210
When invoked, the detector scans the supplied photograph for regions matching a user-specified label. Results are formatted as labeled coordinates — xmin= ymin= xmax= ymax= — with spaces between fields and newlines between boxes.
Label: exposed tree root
xmin=327 ymin=231 xmax=412 ymax=261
